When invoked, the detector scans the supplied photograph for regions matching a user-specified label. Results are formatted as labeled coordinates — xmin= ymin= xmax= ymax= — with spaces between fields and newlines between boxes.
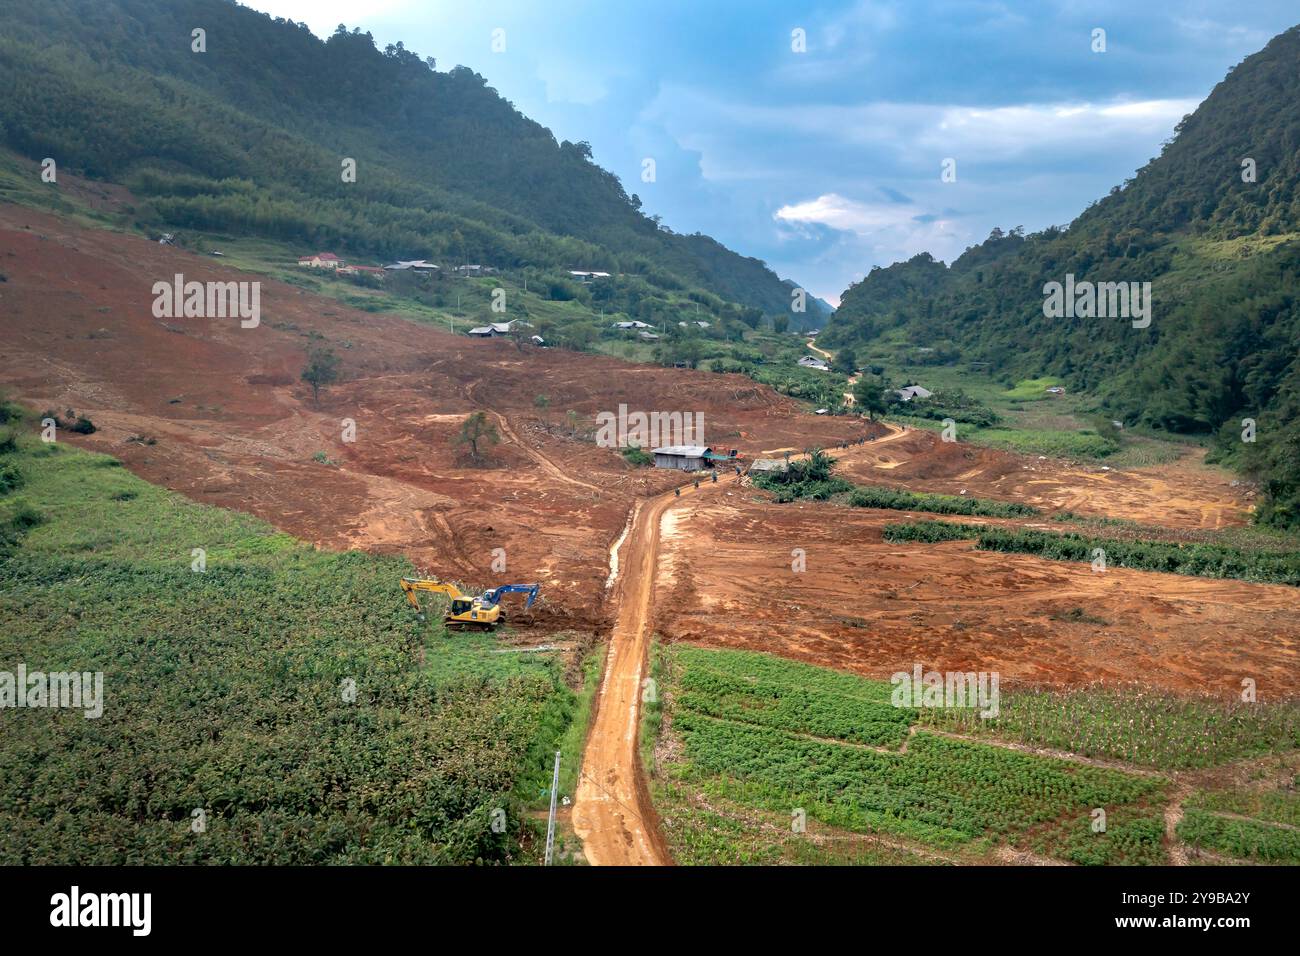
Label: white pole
xmin=544 ymin=750 xmax=561 ymax=866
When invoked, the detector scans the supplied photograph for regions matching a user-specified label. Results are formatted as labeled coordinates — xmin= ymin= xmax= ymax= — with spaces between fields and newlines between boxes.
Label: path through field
xmin=571 ymin=438 xmax=899 ymax=865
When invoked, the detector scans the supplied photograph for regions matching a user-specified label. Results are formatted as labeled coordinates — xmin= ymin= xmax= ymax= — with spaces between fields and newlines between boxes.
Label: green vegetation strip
xmin=0 ymin=417 xmax=574 ymax=864
xmin=884 ymin=520 xmax=1300 ymax=586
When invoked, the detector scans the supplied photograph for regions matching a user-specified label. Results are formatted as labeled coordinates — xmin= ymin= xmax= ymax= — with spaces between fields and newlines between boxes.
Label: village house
xmin=454 ymin=264 xmax=496 ymax=276
xmin=652 ymin=445 xmax=712 ymax=471
xmin=298 ymin=252 xmax=344 ymax=269
xmin=798 ymin=355 xmax=830 ymax=371
xmin=612 ymin=320 xmax=654 ymax=330
xmin=384 ymin=259 xmax=440 ymax=271
xmin=569 ymin=270 xmax=612 ymax=283
xmin=748 ymin=458 xmax=788 ymax=475
xmin=466 ymin=321 xmax=515 ymax=338
xmin=895 ymin=385 xmax=934 ymax=401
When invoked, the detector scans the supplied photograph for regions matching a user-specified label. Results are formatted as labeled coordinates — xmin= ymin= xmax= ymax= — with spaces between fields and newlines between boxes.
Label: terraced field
xmin=651 ymin=647 xmax=1300 ymax=866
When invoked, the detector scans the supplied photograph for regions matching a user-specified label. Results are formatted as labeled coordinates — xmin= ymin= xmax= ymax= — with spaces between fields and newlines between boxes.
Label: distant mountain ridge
xmin=825 ymin=24 xmax=1300 ymax=526
xmin=0 ymin=0 xmax=816 ymax=324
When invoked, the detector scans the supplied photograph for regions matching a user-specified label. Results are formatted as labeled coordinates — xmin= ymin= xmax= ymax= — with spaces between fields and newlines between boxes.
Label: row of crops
xmin=0 ymin=425 xmax=573 ymax=864
xmin=658 ymin=647 xmax=1171 ymax=865
xmin=847 ymin=486 xmax=1037 ymax=518
xmin=883 ymin=519 xmax=1300 ymax=586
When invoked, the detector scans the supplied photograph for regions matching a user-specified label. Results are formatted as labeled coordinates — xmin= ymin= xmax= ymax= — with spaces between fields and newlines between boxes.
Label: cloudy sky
xmin=244 ymin=1 xmax=1297 ymax=304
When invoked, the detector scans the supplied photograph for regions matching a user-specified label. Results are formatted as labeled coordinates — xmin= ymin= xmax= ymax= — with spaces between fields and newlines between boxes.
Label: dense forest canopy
xmin=0 ymin=0 xmax=826 ymax=324
xmin=825 ymin=25 xmax=1300 ymax=527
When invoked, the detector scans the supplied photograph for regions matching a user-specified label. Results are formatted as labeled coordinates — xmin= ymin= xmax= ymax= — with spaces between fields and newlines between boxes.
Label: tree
xmin=853 ymin=375 xmax=889 ymax=421
xmin=456 ymin=411 xmax=499 ymax=463
xmin=534 ymin=394 xmax=550 ymax=423
xmin=772 ymin=314 xmax=790 ymax=334
xmin=833 ymin=346 xmax=858 ymax=375
xmin=301 ymin=348 xmax=340 ymax=406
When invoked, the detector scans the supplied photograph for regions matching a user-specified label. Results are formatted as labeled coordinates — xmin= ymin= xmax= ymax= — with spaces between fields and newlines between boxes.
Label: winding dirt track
xmin=571 ymin=440 xmax=897 ymax=865
xmin=572 ymin=478 xmax=718 ymax=865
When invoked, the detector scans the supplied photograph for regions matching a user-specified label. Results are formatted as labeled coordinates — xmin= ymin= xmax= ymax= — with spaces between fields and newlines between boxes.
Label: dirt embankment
xmin=0 ymin=206 xmax=871 ymax=626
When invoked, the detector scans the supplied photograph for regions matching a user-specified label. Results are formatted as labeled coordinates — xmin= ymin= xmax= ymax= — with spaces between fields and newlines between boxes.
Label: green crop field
xmin=0 ymin=411 xmax=578 ymax=864
xmin=651 ymin=646 xmax=1178 ymax=865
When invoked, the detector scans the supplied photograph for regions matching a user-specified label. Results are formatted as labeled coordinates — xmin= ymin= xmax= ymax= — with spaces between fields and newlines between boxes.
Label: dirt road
xmin=572 ymin=474 xmax=736 ymax=865
xmin=572 ymin=443 xmax=895 ymax=866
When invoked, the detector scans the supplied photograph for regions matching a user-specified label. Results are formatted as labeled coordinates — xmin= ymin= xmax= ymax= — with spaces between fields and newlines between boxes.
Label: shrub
xmin=621 ymin=445 xmax=653 ymax=467
xmin=0 ymin=463 xmax=22 ymax=495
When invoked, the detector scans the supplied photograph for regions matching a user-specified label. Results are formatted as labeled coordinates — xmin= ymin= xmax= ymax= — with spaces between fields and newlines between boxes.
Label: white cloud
xmin=241 ymin=0 xmax=417 ymax=37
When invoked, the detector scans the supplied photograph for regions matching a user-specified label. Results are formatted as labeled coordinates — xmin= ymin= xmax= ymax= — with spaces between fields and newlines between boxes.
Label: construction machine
xmin=400 ymin=577 xmax=539 ymax=630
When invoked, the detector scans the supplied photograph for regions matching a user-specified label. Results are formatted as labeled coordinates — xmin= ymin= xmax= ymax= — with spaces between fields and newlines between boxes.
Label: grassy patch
xmin=920 ymin=686 xmax=1300 ymax=770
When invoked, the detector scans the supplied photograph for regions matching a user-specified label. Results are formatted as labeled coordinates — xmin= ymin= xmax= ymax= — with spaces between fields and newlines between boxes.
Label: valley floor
xmin=2 ymin=204 xmax=1296 ymax=866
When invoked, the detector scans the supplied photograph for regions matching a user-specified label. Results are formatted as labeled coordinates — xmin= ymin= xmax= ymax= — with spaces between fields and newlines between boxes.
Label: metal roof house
xmin=467 ymin=322 xmax=514 ymax=337
xmin=652 ymin=445 xmax=712 ymax=471
xmin=798 ymin=355 xmax=831 ymax=371
xmin=895 ymin=385 xmax=934 ymax=401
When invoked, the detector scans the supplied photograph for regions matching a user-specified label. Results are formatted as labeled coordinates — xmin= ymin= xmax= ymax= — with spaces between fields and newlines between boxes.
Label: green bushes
xmin=751 ymin=449 xmax=853 ymax=502
xmin=621 ymin=445 xmax=653 ymax=467
xmin=883 ymin=520 xmax=988 ymax=543
xmin=883 ymin=520 xmax=1300 ymax=586
xmin=849 ymin=486 xmax=1036 ymax=518
xmin=0 ymin=462 xmax=22 ymax=495
xmin=975 ymin=525 xmax=1300 ymax=586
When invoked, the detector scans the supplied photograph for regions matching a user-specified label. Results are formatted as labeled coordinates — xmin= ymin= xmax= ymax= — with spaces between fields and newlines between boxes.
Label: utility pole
xmin=544 ymin=750 xmax=561 ymax=866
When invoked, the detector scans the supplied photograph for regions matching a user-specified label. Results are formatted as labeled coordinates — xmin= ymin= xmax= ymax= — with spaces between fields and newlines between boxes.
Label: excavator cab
xmin=400 ymin=577 xmax=539 ymax=631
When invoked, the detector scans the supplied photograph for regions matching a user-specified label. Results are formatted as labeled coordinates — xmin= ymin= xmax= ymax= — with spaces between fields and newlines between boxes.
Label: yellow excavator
xmin=400 ymin=577 xmax=540 ymax=630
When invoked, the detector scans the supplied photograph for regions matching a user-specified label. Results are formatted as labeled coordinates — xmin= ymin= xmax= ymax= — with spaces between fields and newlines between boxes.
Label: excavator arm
xmin=480 ymin=583 xmax=540 ymax=611
xmin=400 ymin=577 xmax=467 ymax=614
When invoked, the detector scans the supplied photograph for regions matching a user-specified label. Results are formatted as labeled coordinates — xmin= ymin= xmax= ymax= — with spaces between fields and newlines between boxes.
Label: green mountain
xmin=825 ymin=24 xmax=1300 ymax=527
xmin=0 ymin=0 xmax=815 ymax=324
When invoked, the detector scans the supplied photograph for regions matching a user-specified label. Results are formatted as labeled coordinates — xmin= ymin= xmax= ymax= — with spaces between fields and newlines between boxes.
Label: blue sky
xmin=245 ymin=1 xmax=1298 ymax=304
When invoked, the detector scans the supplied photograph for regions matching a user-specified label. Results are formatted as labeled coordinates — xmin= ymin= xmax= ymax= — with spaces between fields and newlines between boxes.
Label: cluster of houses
xmin=611 ymin=319 xmax=659 ymax=341
xmin=608 ymin=318 xmax=711 ymax=342
xmin=296 ymin=252 xmax=497 ymax=279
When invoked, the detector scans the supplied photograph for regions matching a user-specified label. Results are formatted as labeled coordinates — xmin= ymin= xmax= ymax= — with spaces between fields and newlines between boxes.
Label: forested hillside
xmin=0 ymin=0 xmax=819 ymax=322
xmin=825 ymin=25 xmax=1300 ymax=526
